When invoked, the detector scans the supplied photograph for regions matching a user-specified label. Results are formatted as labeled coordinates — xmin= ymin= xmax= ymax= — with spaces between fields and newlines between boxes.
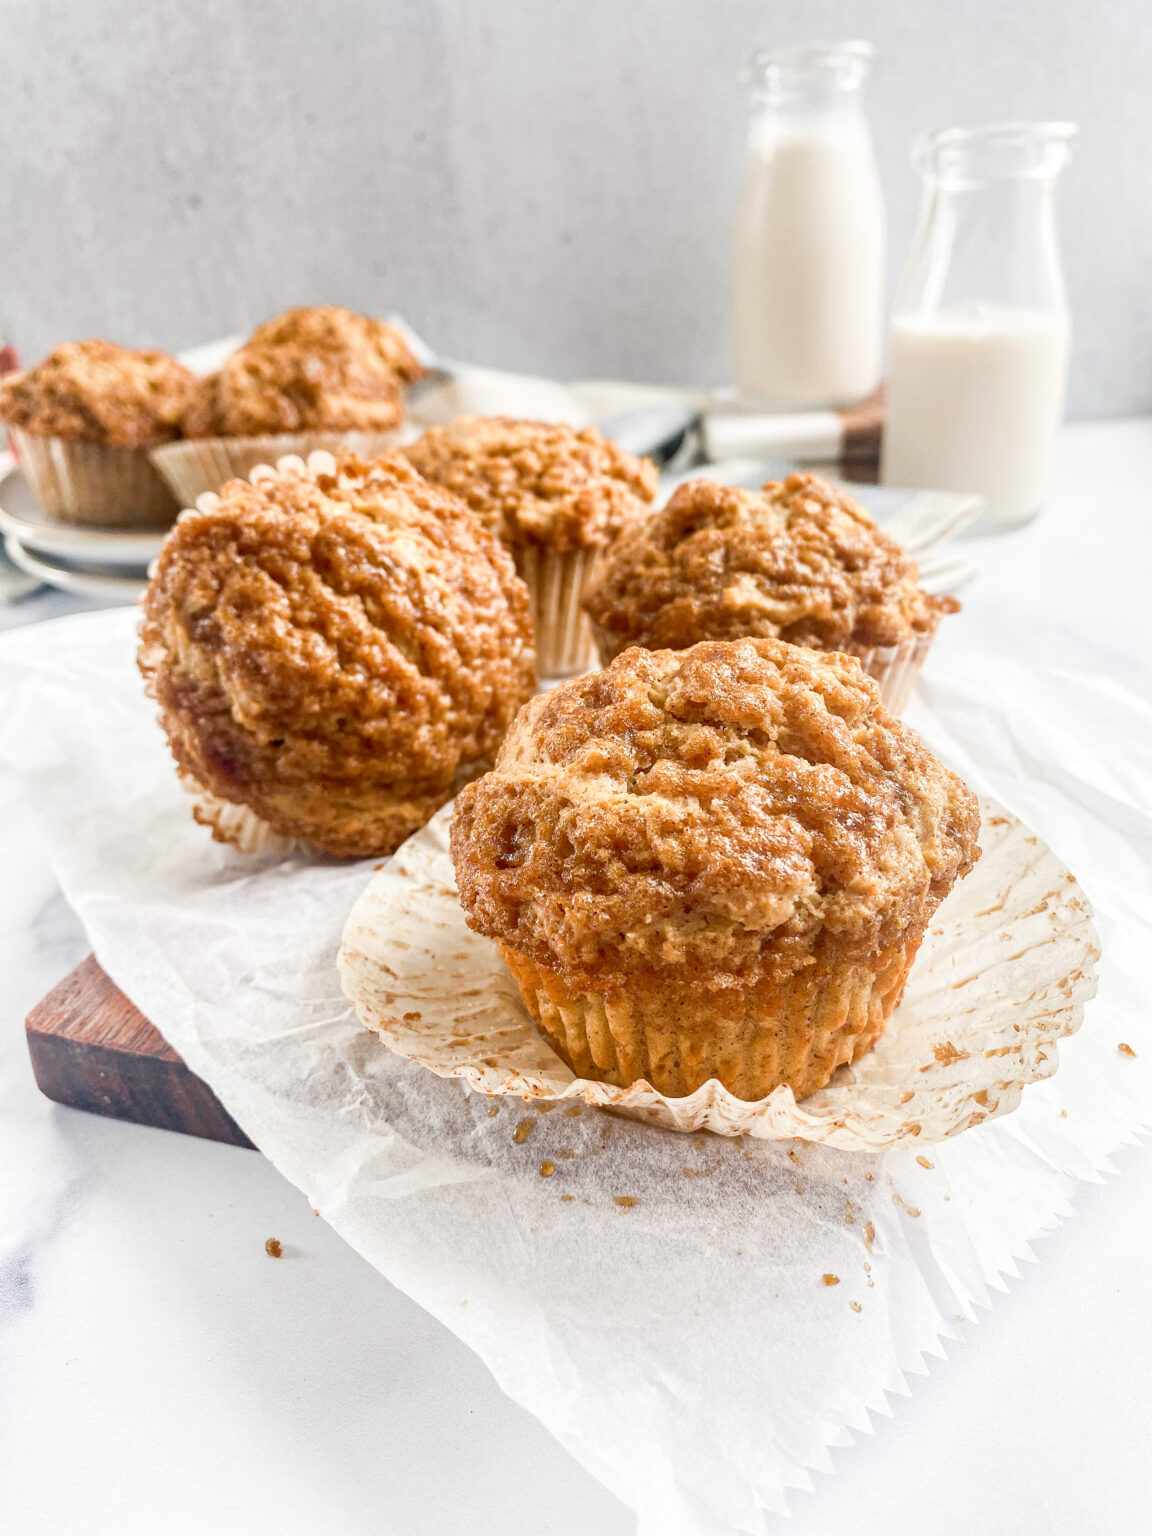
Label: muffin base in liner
xmin=182 ymin=780 xmax=299 ymax=857
xmin=849 ymin=630 xmax=937 ymax=715
xmin=497 ymin=938 xmax=914 ymax=1102
xmin=149 ymin=427 xmax=412 ymax=505
xmin=338 ymin=798 xmax=1099 ymax=1149
xmin=516 ymin=544 xmax=598 ymax=678
xmin=12 ymin=428 xmax=180 ymax=528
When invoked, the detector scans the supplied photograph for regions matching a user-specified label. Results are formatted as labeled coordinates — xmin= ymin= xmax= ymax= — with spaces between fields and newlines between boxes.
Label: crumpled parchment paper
xmin=0 ymin=609 xmax=1149 ymax=1536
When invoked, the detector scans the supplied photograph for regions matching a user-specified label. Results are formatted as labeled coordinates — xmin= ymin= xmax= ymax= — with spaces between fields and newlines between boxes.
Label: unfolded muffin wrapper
xmin=516 ymin=544 xmax=599 ymax=678
xmin=339 ymin=798 xmax=1100 ymax=1151
xmin=11 ymin=427 xmax=181 ymax=528
xmin=149 ymin=427 xmax=413 ymax=505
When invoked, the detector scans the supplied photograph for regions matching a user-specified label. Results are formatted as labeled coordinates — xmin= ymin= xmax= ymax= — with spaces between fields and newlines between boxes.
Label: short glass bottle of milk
xmin=882 ymin=122 xmax=1079 ymax=529
xmin=732 ymin=40 xmax=886 ymax=409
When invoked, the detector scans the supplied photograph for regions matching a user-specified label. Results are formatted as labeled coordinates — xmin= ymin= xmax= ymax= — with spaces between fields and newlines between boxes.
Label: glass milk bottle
xmin=882 ymin=122 xmax=1079 ymax=528
xmin=732 ymin=40 xmax=886 ymax=408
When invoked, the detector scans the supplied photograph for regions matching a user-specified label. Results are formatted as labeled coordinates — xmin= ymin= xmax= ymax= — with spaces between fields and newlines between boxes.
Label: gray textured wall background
xmin=1 ymin=0 xmax=1148 ymax=417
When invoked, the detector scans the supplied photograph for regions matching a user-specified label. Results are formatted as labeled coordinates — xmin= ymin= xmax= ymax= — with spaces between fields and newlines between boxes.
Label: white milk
xmin=882 ymin=306 xmax=1070 ymax=526
xmin=732 ymin=119 xmax=886 ymax=407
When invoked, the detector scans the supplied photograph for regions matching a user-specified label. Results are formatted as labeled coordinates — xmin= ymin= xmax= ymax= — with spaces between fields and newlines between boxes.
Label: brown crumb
xmin=1060 ymin=1109 xmax=1068 ymax=1117
xmin=822 ymin=1273 xmax=840 ymax=1287
xmin=614 ymin=1195 xmax=639 ymax=1210
xmin=313 ymin=1209 xmax=320 ymax=1218
xmin=539 ymin=1160 xmax=556 ymax=1178
xmin=560 ymin=1193 xmax=574 ymax=1202
xmin=402 ymin=1011 xmax=422 ymax=1022
xmin=850 ymin=1301 xmax=862 ymax=1313
xmin=916 ymin=1155 xmax=934 ymax=1169
xmin=264 ymin=1237 xmax=282 ymax=1258
xmin=487 ymin=1103 xmax=500 ymax=1117
xmin=893 ymin=1193 xmax=922 ymax=1218
xmin=1119 ymin=1042 xmax=1137 ymax=1058
xmin=933 ymin=1040 xmax=969 ymax=1066
xmin=863 ymin=1221 xmax=876 ymax=1252
xmin=513 ymin=1117 xmax=536 ymax=1143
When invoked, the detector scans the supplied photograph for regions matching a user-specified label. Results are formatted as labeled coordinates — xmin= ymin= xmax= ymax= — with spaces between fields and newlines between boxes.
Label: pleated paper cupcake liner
xmin=12 ymin=428 xmax=180 ymax=528
xmin=182 ymin=779 xmax=299 ymax=856
xmin=515 ymin=544 xmax=599 ymax=679
xmin=149 ymin=427 xmax=413 ymax=505
xmin=338 ymin=799 xmax=1100 ymax=1149
xmin=497 ymin=939 xmax=915 ymax=1102
xmin=849 ymin=630 xmax=937 ymax=715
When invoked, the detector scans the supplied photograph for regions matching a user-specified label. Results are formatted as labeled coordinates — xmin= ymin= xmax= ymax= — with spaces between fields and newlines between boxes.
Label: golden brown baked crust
xmin=0 ymin=340 xmax=197 ymax=447
xmin=452 ymin=638 xmax=979 ymax=994
xmin=583 ymin=472 xmax=958 ymax=660
xmin=402 ymin=417 xmax=658 ymax=552
xmin=140 ymin=453 xmax=534 ymax=857
xmin=181 ymin=306 xmax=425 ymax=438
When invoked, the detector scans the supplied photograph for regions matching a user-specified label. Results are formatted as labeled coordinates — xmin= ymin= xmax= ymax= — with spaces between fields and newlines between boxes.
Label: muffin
xmin=452 ymin=637 xmax=980 ymax=1102
xmin=0 ymin=339 xmax=197 ymax=525
xmin=139 ymin=450 xmax=534 ymax=857
xmin=583 ymin=472 xmax=958 ymax=713
xmin=404 ymin=417 xmax=658 ymax=677
xmin=150 ymin=305 xmax=426 ymax=505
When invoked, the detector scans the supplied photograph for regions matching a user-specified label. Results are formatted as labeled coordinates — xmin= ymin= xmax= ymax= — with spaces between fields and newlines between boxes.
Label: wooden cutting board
xmin=25 ymin=955 xmax=255 ymax=1148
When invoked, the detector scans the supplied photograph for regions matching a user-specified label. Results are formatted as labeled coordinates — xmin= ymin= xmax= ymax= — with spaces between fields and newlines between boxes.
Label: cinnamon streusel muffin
xmin=404 ymin=417 xmax=658 ymax=677
xmin=583 ymin=472 xmax=958 ymax=713
xmin=140 ymin=451 xmax=533 ymax=858
xmin=151 ymin=306 xmax=426 ymax=505
xmin=0 ymin=340 xmax=196 ymax=525
xmin=452 ymin=637 xmax=979 ymax=1101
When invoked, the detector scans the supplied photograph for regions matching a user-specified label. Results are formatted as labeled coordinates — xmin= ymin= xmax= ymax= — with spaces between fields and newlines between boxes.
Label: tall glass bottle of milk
xmin=882 ymin=122 xmax=1079 ymax=528
xmin=732 ymin=40 xmax=886 ymax=408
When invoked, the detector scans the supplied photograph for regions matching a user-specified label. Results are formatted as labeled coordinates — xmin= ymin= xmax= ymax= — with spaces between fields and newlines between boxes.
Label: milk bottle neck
xmin=896 ymin=122 xmax=1078 ymax=316
xmin=744 ymin=39 xmax=874 ymax=118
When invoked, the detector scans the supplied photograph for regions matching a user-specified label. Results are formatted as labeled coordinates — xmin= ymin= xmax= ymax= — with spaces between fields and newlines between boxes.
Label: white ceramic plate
xmin=3 ymin=534 xmax=146 ymax=601
xmin=0 ymin=463 xmax=171 ymax=565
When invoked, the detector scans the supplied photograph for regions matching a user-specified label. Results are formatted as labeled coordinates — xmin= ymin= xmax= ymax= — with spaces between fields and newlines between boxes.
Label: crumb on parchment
xmin=1118 ymin=1042 xmax=1137 ymax=1058
xmin=265 ymin=1237 xmax=282 ymax=1258
xmin=822 ymin=1274 xmax=840 ymax=1287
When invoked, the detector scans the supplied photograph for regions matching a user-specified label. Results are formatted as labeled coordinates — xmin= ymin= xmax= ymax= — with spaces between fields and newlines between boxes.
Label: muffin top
xmin=583 ymin=472 xmax=957 ymax=659
xmin=452 ymin=638 xmax=979 ymax=991
xmin=140 ymin=452 xmax=534 ymax=857
xmin=0 ymin=340 xmax=197 ymax=447
xmin=403 ymin=417 xmax=658 ymax=552
xmin=181 ymin=305 xmax=426 ymax=438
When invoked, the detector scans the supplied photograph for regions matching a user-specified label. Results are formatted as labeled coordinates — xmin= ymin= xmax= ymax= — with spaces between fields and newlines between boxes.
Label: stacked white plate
xmin=0 ymin=460 xmax=165 ymax=601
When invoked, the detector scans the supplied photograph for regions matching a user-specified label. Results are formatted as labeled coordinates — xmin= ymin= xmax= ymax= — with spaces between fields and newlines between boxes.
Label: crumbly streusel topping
xmin=0 ymin=340 xmax=197 ymax=447
xmin=402 ymin=417 xmax=658 ymax=552
xmin=181 ymin=305 xmax=425 ymax=438
xmin=583 ymin=472 xmax=958 ymax=659
xmin=452 ymin=638 xmax=979 ymax=989
xmin=139 ymin=453 xmax=534 ymax=857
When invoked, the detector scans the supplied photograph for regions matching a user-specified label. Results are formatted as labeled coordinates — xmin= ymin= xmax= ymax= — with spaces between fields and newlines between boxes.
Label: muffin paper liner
xmin=338 ymin=798 xmax=1100 ymax=1150
xmin=181 ymin=780 xmax=298 ymax=857
xmin=851 ymin=630 xmax=937 ymax=715
xmin=149 ymin=427 xmax=412 ymax=505
xmin=498 ymin=938 xmax=913 ymax=1102
xmin=516 ymin=544 xmax=599 ymax=678
xmin=12 ymin=428 xmax=180 ymax=528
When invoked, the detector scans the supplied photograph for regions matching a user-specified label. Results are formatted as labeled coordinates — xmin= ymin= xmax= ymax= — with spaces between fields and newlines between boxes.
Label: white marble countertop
xmin=2 ymin=419 xmax=1151 ymax=1536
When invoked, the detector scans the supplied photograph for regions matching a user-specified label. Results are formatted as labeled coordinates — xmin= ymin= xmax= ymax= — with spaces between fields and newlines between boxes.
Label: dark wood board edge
xmin=26 ymin=956 xmax=255 ymax=1149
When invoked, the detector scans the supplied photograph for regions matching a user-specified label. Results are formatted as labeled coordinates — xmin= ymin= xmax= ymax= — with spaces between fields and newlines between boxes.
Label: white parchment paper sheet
xmin=1 ymin=608 xmax=1150 ymax=1536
